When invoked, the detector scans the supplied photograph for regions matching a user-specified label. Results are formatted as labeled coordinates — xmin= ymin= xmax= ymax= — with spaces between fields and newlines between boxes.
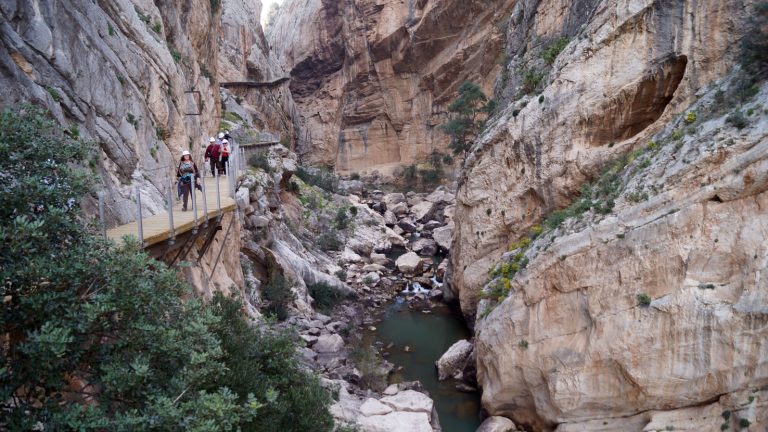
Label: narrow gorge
xmin=1 ymin=0 xmax=766 ymax=431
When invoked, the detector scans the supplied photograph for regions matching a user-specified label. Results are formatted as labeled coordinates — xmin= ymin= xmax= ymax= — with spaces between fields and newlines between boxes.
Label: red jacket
xmin=205 ymin=143 xmax=221 ymax=159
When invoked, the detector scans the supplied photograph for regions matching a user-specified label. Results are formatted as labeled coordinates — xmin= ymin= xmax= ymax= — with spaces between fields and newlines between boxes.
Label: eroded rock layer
xmin=269 ymin=0 xmax=515 ymax=174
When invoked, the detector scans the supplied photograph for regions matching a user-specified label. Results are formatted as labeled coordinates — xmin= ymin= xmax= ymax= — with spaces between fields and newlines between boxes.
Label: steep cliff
xmin=450 ymin=0 xmax=755 ymax=319
xmin=0 ymin=0 xmax=222 ymax=226
xmin=443 ymin=0 xmax=768 ymax=430
xmin=218 ymin=0 xmax=299 ymax=141
xmin=269 ymin=0 xmax=515 ymax=175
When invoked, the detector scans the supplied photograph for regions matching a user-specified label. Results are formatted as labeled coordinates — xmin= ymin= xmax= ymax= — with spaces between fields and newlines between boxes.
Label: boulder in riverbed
xmin=396 ymin=252 xmax=425 ymax=275
xmin=432 ymin=225 xmax=453 ymax=251
xmin=436 ymin=339 xmax=473 ymax=380
xmin=476 ymin=416 xmax=519 ymax=432
xmin=314 ymin=334 xmax=345 ymax=353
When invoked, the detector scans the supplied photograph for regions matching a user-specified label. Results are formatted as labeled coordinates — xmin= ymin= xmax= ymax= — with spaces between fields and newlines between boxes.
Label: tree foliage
xmin=0 ymin=105 xmax=332 ymax=431
xmin=441 ymin=81 xmax=495 ymax=155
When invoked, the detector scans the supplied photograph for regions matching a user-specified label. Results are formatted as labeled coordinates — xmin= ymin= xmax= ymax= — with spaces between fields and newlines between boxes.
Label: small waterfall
xmin=402 ymin=281 xmax=431 ymax=294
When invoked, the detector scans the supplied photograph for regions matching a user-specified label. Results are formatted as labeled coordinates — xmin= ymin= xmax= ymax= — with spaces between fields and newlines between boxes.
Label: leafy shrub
xmin=296 ymin=166 xmax=338 ymax=193
xmin=726 ymin=110 xmax=749 ymax=129
xmin=263 ymin=274 xmax=296 ymax=320
xmin=522 ymin=68 xmax=544 ymax=94
xmin=739 ymin=418 xmax=751 ymax=428
xmin=317 ymin=228 xmax=343 ymax=251
xmin=684 ymin=111 xmax=697 ymax=124
xmin=542 ymin=36 xmax=569 ymax=65
xmin=335 ymin=207 xmax=351 ymax=230
xmin=287 ymin=180 xmax=300 ymax=194
xmin=308 ymin=282 xmax=347 ymax=313
xmin=335 ymin=269 xmax=348 ymax=281
xmin=636 ymin=293 xmax=652 ymax=307
xmin=350 ymin=172 xmax=361 ymax=180
xmin=519 ymin=340 xmax=529 ymax=350
xmin=403 ymin=164 xmax=418 ymax=183
xmin=168 ymin=44 xmax=182 ymax=63
xmin=45 ymin=86 xmax=62 ymax=102
xmin=441 ymin=81 xmax=494 ymax=155
xmin=248 ymin=152 xmax=272 ymax=173
xmin=152 ymin=21 xmax=162 ymax=34
xmin=223 ymin=111 xmax=244 ymax=123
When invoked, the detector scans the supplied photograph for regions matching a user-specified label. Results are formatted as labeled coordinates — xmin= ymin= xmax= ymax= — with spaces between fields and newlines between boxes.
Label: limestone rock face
xmin=218 ymin=0 xmax=299 ymax=144
xmin=269 ymin=0 xmax=515 ymax=174
xmin=476 ymin=417 xmax=518 ymax=432
xmin=0 ymin=0 xmax=224 ymax=226
xmin=449 ymin=0 xmax=760 ymax=319
xmin=474 ymin=79 xmax=768 ymax=430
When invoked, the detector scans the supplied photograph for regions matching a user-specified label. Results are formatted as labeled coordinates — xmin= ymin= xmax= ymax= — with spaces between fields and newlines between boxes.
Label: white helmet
xmin=218 ymin=132 xmax=225 ymax=139
xmin=182 ymin=150 xmax=191 ymax=156
xmin=209 ymin=137 xmax=215 ymax=142
xmin=222 ymin=139 xmax=229 ymax=144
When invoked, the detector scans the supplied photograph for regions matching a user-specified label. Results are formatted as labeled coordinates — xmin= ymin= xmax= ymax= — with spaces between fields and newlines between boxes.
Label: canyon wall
xmin=269 ymin=0 xmax=515 ymax=175
xmin=442 ymin=0 xmax=768 ymax=430
xmin=218 ymin=0 xmax=299 ymax=143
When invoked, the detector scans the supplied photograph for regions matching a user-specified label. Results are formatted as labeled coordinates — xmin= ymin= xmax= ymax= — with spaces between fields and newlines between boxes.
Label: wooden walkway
xmin=107 ymin=176 xmax=237 ymax=247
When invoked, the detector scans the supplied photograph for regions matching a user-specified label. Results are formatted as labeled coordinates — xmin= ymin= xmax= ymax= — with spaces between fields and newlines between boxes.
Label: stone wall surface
xmin=269 ymin=0 xmax=515 ymax=174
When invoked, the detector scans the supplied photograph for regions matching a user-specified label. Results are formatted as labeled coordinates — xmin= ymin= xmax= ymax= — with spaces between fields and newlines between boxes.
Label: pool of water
xmin=369 ymin=297 xmax=481 ymax=432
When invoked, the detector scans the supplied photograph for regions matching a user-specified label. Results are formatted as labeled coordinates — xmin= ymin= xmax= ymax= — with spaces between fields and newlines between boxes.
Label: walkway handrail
xmin=104 ymin=138 xmax=245 ymax=248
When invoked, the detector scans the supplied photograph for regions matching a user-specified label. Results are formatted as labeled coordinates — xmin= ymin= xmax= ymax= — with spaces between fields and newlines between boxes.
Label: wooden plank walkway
xmin=107 ymin=176 xmax=237 ymax=247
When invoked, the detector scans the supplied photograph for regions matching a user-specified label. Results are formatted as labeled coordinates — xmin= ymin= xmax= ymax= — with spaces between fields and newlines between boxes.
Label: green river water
xmin=369 ymin=297 xmax=482 ymax=432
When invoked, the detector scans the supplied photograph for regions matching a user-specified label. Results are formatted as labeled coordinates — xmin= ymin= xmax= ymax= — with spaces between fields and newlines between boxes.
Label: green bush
xmin=519 ymin=340 xmax=529 ymax=350
xmin=335 ymin=269 xmax=348 ymax=281
xmin=739 ymin=418 xmax=751 ymax=428
xmin=542 ymin=36 xmax=569 ymax=65
xmin=248 ymin=152 xmax=272 ymax=173
xmin=308 ymin=282 xmax=348 ymax=313
xmin=296 ymin=166 xmax=338 ymax=193
xmin=317 ymin=229 xmax=343 ymax=251
xmin=0 ymin=105 xmax=333 ymax=431
xmin=726 ymin=110 xmax=749 ymax=129
xmin=441 ymin=81 xmax=494 ymax=155
xmin=335 ymin=207 xmax=351 ymax=230
xmin=263 ymin=274 xmax=296 ymax=320
xmin=522 ymin=68 xmax=544 ymax=94
xmin=636 ymin=293 xmax=652 ymax=307
xmin=350 ymin=172 xmax=361 ymax=180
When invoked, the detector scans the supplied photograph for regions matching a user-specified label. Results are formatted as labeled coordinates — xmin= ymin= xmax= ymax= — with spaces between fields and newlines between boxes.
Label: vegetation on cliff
xmin=0 ymin=106 xmax=333 ymax=431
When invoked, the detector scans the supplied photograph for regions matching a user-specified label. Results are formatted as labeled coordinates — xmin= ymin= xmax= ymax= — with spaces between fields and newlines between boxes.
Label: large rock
xmin=410 ymin=200 xmax=435 ymax=222
xmin=379 ymin=390 xmax=434 ymax=414
xmin=357 ymin=412 xmax=433 ymax=432
xmin=313 ymin=334 xmax=345 ymax=354
xmin=396 ymin=252 xmax=425 ymax=276
xmin=476 ymin=416 xmax=518 ymax=432
xmin=432 ymin=225 xmax=453 ymax=251
xmin=383 ymin=193 xmax=406 ymax=208
xmin=435 ymin=339 xmax=473 ymax=381
xmin=411 ymin=238 xmax=438 ymax=257
xmin=359 ymin=398 xmax=393 ymax=417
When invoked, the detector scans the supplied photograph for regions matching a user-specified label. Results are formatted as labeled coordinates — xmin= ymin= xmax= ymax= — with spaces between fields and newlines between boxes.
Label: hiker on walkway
xmin=204 ymin=137 xmax=220 ymax=176
xmin=220 ymin=139 xmax=230 ymax=175
xmin=176 ymin=151 xmax=200 ymax=211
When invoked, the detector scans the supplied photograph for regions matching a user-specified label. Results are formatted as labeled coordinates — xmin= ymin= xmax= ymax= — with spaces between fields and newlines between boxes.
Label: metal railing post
xmin=167 ymin=184 xmax=176 ymax=245
xmin=215 ymin=167 xmax=222 ymax=217
xmin=98 ymin=191 xmax=106 ymax=240
xmin=191 ymin=178 xmax=199 ymax=235
xmin=135 ymin=185 xmax=144 ymax=247
xmin=200 ymin=168 xmax=208 ymax=228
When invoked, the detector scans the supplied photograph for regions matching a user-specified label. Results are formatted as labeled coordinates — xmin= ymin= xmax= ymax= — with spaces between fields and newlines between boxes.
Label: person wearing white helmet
xmin=176 ymin=150 xmax=200 ymax=211
xmin=220 ymin=139 xmax=230 ymax=175
xmin=204 ymin=137 xmax=220 ymax=176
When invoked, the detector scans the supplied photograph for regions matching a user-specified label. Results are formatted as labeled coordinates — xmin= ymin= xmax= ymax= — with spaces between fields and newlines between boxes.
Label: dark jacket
xmin=205 ymin=143 xmax=221 ymax=159
xmin=176 ymin=160 xmax=200 ymax=179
